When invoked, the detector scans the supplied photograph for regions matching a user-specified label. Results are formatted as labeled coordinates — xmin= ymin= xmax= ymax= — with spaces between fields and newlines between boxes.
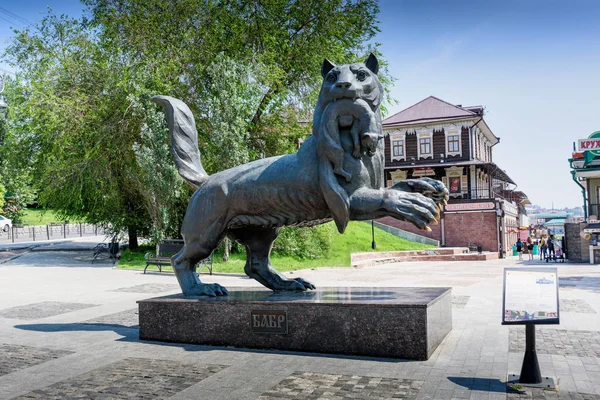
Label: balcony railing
xmin=450 ymin=188 xmax=524 ymax=203
xmin=450 ymin=188 xmax=495 ymax=200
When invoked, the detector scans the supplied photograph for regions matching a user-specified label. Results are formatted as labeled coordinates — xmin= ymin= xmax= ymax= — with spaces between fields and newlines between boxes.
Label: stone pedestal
xmin=138 ymin=287 xmax=452 ymax=360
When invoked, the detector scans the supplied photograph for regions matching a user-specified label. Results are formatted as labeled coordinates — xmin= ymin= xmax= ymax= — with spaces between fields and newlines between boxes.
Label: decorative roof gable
xmin=383 ymin=96 xmax=477 ymax=126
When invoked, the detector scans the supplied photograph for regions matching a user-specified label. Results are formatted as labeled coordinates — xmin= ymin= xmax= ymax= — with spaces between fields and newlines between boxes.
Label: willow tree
xmin=1 ymin=0 xmax=388 ymax=247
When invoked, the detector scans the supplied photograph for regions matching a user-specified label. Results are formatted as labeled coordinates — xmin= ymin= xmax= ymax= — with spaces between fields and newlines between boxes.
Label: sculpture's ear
xmin=321 ymin=59 xmax=336 ymax=78
xmin=364 ymin=53 xmax=379 ymax=75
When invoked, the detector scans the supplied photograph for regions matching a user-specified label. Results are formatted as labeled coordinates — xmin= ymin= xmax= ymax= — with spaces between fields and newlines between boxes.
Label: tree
xmin=1 ymin=1 xmax=389 ymax=250
xmin=84 ymin=0 xmax=390 ymax=158
xmin=0 ymin=76 xmax=37 ymax=222
xmin=2 ymin=14 xmax=182 ymax=246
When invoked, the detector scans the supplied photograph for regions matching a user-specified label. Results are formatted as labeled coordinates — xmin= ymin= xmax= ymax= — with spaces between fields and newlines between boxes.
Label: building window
xmin=388 ymin=131 xmax=406 ymax=161
xmin=445 ymin=129 xmax=461 ymax=157
xmin=392 ymin=139 xmax=404 ymax=157
xmin=448 ymin=135 xmax=459 ymax=152
xmin=417 ymin=130 xmax=432 ymax=159
xmin=419 ymin=137 xmax=431 ymax=155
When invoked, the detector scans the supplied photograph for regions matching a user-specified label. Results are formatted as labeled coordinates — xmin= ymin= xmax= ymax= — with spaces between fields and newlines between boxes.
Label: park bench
xmin=144 ymin=239 xmax=212 ymax=275
xmin=92 ymin=234 xmax=120 ymax=264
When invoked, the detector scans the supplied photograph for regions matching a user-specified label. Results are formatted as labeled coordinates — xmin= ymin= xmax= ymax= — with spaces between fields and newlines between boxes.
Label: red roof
xmin=383 ymin=96 xmax=478 ymax=126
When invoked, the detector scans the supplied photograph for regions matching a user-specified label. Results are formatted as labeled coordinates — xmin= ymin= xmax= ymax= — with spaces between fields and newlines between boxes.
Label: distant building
xmin=378 ymin=96 xmax=528 ymax=255
xmin=567 ymin=131 xmax=600 ymax=262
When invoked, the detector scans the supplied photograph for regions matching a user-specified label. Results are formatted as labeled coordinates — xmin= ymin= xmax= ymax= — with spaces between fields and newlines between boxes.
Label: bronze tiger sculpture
xmin=152 ymin=54 xmax=448 ymax=296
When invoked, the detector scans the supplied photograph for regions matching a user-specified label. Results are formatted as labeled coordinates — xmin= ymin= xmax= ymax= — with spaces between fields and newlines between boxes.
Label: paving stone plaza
xmin=1 ymin=241 xmax=600 ymax=399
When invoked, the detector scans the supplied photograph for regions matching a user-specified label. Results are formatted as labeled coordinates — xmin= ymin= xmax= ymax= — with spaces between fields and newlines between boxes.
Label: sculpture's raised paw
xmin=387 ymin=192 xmax=439 ymax=231
xmin=186 ymin=283 xmax=229 ymax=297
xmin=352 ymin=150 xmax=362 ymax=159
xmin=393 ymin=178 xmax=449 ymax=209
xmin=419 ymin=177 xmax=449 ymax=205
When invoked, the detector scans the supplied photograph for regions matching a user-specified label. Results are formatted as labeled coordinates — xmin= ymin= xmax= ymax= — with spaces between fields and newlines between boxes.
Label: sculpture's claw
xmin=185 ymin=283 xmax=228 ymax=297
xmin=424 ymin=226 xmax=432 ymax=232
xmin=294 ymin=277 xmax=316 ymax=290
xmin=387 ymin=192 xmax=438 ymax=230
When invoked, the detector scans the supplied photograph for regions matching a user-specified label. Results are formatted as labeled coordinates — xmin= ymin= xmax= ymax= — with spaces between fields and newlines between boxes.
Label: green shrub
xmin=272 ymin=224 xmax=333 ymax=259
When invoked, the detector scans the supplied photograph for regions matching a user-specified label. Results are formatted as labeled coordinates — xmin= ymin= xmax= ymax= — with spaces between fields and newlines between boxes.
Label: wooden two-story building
xmin=378 ymin=96 xmax=526 ymax=255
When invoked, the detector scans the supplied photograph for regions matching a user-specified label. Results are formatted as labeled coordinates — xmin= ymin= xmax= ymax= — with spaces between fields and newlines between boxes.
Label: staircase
xmin=351 ymin=248 xmax=498 ymax=268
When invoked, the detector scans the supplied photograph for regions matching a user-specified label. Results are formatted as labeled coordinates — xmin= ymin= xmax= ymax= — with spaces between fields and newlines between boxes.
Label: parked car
xmin=0 ymin=215 xmax=12 ymax=232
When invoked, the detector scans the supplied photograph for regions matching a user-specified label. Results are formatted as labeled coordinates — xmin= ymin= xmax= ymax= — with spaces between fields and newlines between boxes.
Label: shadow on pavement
xmin=15 ymin=323 xmax=139 ymax=341
xmin=447 ymin=377 xmax=518 ymax=393
xmin=15 ymin=322 xmax=409 ymax=363
xmin=4 ymin=251 xmax=114 ymax=268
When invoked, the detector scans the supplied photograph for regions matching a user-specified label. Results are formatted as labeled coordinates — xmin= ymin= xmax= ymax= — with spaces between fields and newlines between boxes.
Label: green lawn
xmin=118 ymin=221 xmax=434 ymax=274
xmin=20 ymin=209 xmax=69 ymax=226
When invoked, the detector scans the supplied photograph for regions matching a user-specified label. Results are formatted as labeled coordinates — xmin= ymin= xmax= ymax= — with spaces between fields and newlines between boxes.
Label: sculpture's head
xmin=319 ymin=53 xmax=383 ymax=113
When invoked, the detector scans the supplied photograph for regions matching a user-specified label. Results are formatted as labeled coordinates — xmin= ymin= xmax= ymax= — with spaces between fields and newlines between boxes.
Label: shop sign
xmin=445 ymin=202 xmax=495 ymax=211
xmin=412 ymin=168 xmax=435 ymax=177
xmin=577 ymin=137 xmax=600 ymax=152
xmin=577 ymin=130 xmax=600 ymax=166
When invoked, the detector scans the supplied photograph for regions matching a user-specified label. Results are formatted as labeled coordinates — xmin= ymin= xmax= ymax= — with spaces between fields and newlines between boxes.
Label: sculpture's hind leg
xmin=172 ymin=236 xmax=228 ymax=297
xmin=229 ymin=227 xmax=315 ymax=291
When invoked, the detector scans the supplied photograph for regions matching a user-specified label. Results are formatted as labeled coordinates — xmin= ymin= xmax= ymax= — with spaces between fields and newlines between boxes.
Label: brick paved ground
xmin=0 ymin=345 xmax=73 ymax=377
xmin=509 ymin=329 xmax=600 ymax=357
xmin=1 ymin=250 xmax=600 ymax=399
xmin=14 ymin=358 xmax=226 ymax=399
xmin=256 ymin=372 xmax=423 ymax=399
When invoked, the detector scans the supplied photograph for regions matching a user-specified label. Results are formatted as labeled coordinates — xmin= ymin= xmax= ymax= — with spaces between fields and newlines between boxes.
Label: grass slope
xmin=118 ymin=221 xmax=434 ymax=274
xmin=20 ymin=209 xmax=64 ymax=226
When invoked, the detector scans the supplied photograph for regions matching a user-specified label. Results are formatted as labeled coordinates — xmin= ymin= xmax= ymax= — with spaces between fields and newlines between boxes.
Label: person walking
xmin=540 ymin=235 xmax=547 ymax=260
xmin=526 ymin=236 xmax=534 ymax=260
xmin=516 ymin=238 xmax=524 ymax=260
xmin=547 ymin=235 xmax=556 ymax=259
xmin=522 ymin=237 xmax=530 ymax=260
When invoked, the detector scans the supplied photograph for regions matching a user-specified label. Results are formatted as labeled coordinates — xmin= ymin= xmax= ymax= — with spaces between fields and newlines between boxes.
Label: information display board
xmin=502 ymin=268 xmax=560 ymax=325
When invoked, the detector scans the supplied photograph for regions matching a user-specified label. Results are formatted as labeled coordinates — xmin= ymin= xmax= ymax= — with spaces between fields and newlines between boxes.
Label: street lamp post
xmin=371 ymin=220 xmax=376 ymax=250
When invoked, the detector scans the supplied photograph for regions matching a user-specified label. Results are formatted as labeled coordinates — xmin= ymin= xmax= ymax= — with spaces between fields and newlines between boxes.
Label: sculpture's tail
xmin=151 ymin=95 xmax=209 ymax=189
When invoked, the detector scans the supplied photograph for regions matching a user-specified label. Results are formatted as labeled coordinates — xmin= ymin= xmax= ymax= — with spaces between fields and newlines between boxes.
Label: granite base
xmin=138 ymin=287 xmax=452 ymax=360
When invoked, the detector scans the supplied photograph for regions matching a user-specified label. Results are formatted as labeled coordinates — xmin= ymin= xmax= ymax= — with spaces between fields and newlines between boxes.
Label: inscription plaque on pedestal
xmin=250 ymin=310 xmax=288 ymax=334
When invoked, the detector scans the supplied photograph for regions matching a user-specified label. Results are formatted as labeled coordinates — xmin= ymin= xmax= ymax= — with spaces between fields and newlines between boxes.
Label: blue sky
xmin=2 ymin=0 xmax=600 ymax=209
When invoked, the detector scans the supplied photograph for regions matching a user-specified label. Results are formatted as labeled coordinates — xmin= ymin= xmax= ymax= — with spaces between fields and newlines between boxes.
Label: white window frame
xmin=389 ymin=132 xmax=406 ymax=161
xmin=445 ymin=129 xmax=462 ymax=157
xmin=417 ymin=130 xmax=433 ymax=160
